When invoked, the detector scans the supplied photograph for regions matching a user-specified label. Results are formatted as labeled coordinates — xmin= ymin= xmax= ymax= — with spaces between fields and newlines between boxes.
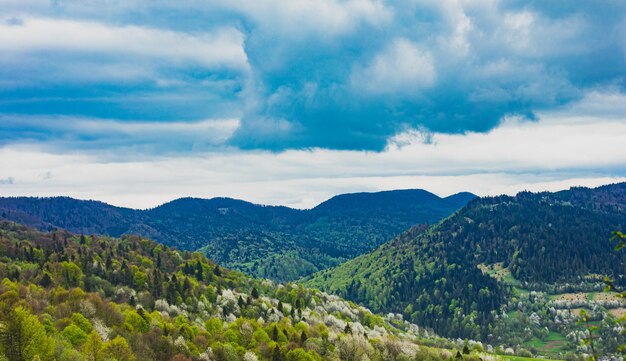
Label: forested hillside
xmin=0 ymin=220 xmax=465 ymax=361
xmin=0 ymin=190 xmax=474 ymax=281
xmin=305 ymin=183 xmax=626 ymax=347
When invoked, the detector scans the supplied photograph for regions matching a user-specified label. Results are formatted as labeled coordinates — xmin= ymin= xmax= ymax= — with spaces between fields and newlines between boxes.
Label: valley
xmin=1 ymin=183 xmax=625 ymax=360
xmin=0 ymin=219 xmax=550 ymax=361
xmin=305 ymin=183 xmax=626 ymax=357
xmin=0 ymin=190 xmax=474 ymax=281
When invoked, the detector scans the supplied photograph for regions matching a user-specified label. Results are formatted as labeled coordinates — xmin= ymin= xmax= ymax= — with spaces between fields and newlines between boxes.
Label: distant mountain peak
xmin=313 ymin=188 xmax=446 ymax=211
xmin=0 ymin=187 xmax=475 ymax=281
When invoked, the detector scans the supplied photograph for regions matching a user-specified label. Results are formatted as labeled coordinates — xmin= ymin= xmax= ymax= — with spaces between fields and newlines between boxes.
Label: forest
xmin=1 ymin=184 xmax=625 ymax=359
xmin=0 ymin=190 xmax=474 ymax=281
xmin=306 ymin=183 xmax=626 ymax=355
xmin=0 ymin=220 xmax=475 ymax=361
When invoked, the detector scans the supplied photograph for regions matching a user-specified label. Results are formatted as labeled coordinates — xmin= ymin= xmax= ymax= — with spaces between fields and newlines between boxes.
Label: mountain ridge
xmin=305 ymin=182 xmax=626 ymax=344
xmin=0 ymin=188 xmax=476 ymax=281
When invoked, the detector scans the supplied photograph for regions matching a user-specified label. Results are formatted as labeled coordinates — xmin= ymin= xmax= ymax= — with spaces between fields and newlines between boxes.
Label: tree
xmin=272 ymin=345 xmax=283 ymax=361
xmin=82 ymin=331 xmax=104 ymax=361
xmin=581 ymin=231 xmax=626 ymax=360
xmin=286 ymin=349 xmax=319 ymax=361
xmin=39 ymin=273 xmax=53 ymax=288
xmin=0 ymin=307 xmax=54 ymax=361
xmin=62 ymin=324 xmax=88 ymax=346
xmin=100 ymin=336 xmax=135 ymax=361
xmin=59 ymin=261 xmax=84 ymax=287
xmin=272 ymin=325 xmax=279 ymax=342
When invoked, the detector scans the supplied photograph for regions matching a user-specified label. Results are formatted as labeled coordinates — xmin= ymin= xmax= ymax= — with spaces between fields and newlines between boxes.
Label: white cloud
xmin=352 ymin=38 xmax=436 ymax=96
xmin=228 ymin=0 xmax=391 ymax=37
xmin=0 ymin=116 xmax=240 ymax=155
xmin=501 ymin=10 xmax=588 ymax=57
xmin=0 ymin=17 xmax=248 ymax=69
xmin=1 ymin=91 xmax=624 ymax=209
xmin=59 ymin=118 xmax=239 ymax=138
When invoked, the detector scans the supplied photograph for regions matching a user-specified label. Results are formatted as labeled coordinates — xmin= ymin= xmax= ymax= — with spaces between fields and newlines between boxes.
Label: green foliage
xmin=100 ymin=336 xmax=134 ymax=361
xmin=0 ymin=220 xmax=448 ymax=361
xmin=0 ymin=306 xmax=54 ymax=361
xmin=0 ymin=191 xmax=473 ymax=281
xmin=82 ymin=331 xmax=103 ymax=361
xmin=307 ymin=183 xmax=626 ymax=340
xmin=62 ymin=324 xmax=89 ymax=346
xmin=285 ymin=348 xmax=321 ymax=361
xmin=71 ymin=313 xmax=94 ymax=334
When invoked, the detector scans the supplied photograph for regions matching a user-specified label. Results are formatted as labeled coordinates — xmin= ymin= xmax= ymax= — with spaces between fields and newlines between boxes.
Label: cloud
xmin=230 ymin=0 xmax=626 ymax=150
xmin=0 ymin=1 xmax=625 ymax=152
xmin=0 ymin=15 xmax=248 ymax=123
xmin=351 ymin=38 xmax=436 ymax=96
xmin=0 ymin=116 xmax=240 ymax=155
xmin=1 ymin=91 xmax=625 ymax=208
xmin=0 ymin=177 xmax=15 ymax=185
xmin=0 ymin=17 xmax=248 ymax=69
xmin=228 ymin=0 xmax=391 ymax=38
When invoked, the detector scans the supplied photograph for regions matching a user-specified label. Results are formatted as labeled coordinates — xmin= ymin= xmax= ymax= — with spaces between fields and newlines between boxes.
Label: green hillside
xmin=0 ymin=190 xmax=474 ymax=281
xmin=305 ymin=183 xmax=626 ymax=353
xmin=1 ymin=219 xmax=468 ymax=361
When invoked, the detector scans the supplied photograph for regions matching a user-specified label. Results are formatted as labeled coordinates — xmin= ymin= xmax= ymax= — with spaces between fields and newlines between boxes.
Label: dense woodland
xmin=0 ymin=220 xmax=476 ymax=361
xmin=0 ymin=190 xmax=474 ymax=281
xmin=2 ymin=183 xmax=625 ymax=359
xmin=306 ymin=183 xmax=626 ymax=343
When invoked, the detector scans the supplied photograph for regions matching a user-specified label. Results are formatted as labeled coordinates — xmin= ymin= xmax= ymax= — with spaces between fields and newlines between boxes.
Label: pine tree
xmin=40 ymin=273 xmax=52 ymax=288
xmin=272 ymin=345 xmax=282 ymax=361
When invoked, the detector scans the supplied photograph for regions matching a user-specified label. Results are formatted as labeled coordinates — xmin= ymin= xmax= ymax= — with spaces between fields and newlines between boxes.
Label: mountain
xmin=304 ymin=183 xmax=626 ymax=353
xmin=0 ymin=189 xmax=475 ymax=281
xmin=0 ymin=219 xmax=469 ymax=361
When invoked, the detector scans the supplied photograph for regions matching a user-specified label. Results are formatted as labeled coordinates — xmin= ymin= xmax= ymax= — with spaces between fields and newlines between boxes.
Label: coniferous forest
xmin=306 ymin=183 xmax=626 ymax=354
xmin=0 ymin=190 xmax=474 ymax=281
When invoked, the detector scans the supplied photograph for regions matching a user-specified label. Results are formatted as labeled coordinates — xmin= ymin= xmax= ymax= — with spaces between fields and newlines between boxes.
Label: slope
xmin=0 ymin=219 xmax=481 ymax=361
xmin=304 ymin=183 xmax=626 ymax=342
xmin=0 ymin=189 xmax=474 ymax=281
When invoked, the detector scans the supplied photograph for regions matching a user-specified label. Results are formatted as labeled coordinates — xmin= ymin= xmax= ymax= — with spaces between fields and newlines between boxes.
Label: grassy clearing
xmin=524 ymin=331 xmax=567 ymax=355
xmin=569 ymin=308 xmax=585 ymax=316
xmin=594 ymin=292 xmax=624 ymax=303
xmin=479 ymin=263 xmax=521 ymax=287
xmin=549 ymin=293 xmax=587 ymax=302
xmin=502 ymin=356 xmax=563 ymax=361
xmin=609 ymin=308 xmax=626 ymax=318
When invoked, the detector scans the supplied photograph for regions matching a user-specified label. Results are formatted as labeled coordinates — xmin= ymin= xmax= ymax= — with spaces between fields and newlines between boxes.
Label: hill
xmin=304 ymin=183 xmax=626 ymax=352
xmin=0 ymin=190 xmax=474 ymax=281
xmin=0 ymin=219 xmax=476 ymax=361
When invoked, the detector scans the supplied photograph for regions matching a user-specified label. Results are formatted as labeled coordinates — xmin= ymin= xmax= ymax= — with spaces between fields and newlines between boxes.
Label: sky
xmin=1 ymin=0 xmax=625 ymax=209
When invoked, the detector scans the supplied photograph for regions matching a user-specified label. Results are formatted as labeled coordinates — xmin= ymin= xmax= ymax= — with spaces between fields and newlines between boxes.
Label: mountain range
xmin=0 ymin=189 xmax=475 ymax=281
xmin=305 ymin=183 xmax=626 ymax=348
xmin=1 ymin=183 xmax=626 ymax=357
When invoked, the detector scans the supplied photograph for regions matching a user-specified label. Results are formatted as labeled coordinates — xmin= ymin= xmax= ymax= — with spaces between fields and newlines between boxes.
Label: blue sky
xmin=1 ymin=0 xmax=625 ymax=208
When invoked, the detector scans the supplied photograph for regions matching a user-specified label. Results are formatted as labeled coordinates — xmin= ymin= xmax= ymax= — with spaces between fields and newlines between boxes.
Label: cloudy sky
xmin=1 ymin=0 xmax=625 ymax=209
